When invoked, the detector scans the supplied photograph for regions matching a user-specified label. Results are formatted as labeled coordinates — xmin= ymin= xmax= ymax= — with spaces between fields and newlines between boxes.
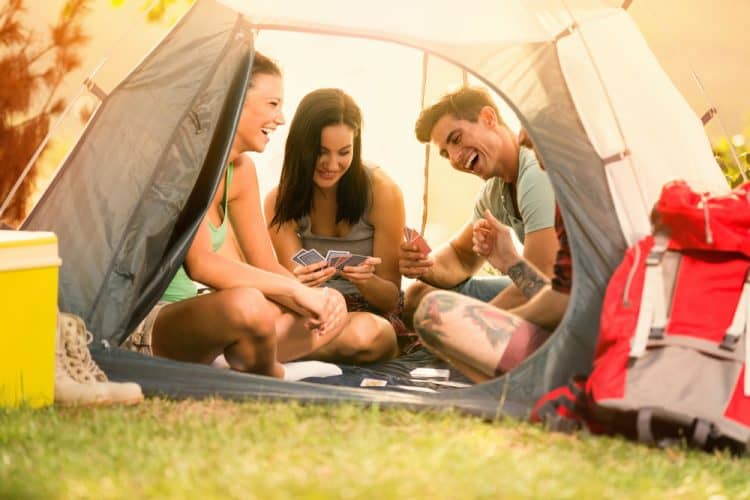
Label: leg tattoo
xmin=413 ymin=293 xmax=459 ymax=348
xmin=464 ymin=305 xmax=518 ymax=347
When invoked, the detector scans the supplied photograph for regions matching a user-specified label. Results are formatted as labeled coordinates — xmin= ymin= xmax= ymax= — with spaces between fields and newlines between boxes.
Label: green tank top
xmin=161 ymin=163 xmax=234 ymax=302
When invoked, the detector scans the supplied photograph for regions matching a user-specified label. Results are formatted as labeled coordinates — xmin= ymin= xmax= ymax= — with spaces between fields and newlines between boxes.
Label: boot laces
xmin=61 ymin=314 xmax=108 ymax=383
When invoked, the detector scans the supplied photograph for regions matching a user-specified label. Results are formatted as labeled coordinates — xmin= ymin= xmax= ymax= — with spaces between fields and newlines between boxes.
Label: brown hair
xmin=414 ymin=86 xmax=503 ymax=143
xmin=271 ymin=88 xmax=368 ymax=228
xmin=249 ymin=51 xmax=281 ymax=86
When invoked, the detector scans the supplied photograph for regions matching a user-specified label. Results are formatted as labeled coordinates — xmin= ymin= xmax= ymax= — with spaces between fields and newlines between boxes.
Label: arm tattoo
xmin=464 ymin=305 xmax=518 ymax=347
xmin=506 ymin=260 xmax=549 ymax=299
xmin=413 ymin=293 xmax=459 ymax=348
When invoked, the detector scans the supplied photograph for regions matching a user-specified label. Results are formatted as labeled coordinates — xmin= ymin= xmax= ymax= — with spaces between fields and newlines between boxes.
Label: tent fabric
xmin=24 ymin=0 xmax=729 ymax=416
xmin=556 ymin=10 xmax=729 ymax=244
xmin=24 ymin=0 xmax=255 ymax=342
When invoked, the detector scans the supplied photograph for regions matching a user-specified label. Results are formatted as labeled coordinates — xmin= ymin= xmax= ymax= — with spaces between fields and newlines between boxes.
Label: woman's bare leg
xmin=270 ymin=301 xmax=348 ymax=363
xmin=151 ymin=288 xmax=283 ymax=377
xmin=302 ymin=312 xmax=398 ymax=364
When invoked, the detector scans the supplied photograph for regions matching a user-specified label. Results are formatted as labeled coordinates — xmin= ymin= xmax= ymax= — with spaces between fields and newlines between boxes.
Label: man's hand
xmin=399 ymin=240 xmax=433 ymax=279
xmin=472 ymin=209 xmax=522 ymax=273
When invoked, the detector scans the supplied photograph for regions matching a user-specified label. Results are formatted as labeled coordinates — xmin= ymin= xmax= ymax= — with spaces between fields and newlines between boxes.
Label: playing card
xmin=360 ymin=378 xmax=388 ymax=387
xmin=332 ymin=255 xmax=351 ymax=270
xmin=291 ymin=248 xmax=308 ymax=266
xmin=339 ymin=253 xmax=368 ymax=269
xmin=409 ymin=367 xmax=450 ymax=380
xmin=298 ymin=248 xmax=326 ymax=266
xmin=411 ymin=233 xmax=432 ymax=254
xmin=325 ymin=250 xmax=350 ymax=267
xmin=403 ymin=227 xmax=414 ymax=242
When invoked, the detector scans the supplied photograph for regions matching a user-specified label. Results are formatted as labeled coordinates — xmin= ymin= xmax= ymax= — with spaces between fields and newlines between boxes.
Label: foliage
xmin=110 ymin=0 xmax=194 ymax=23
xmin=713 ymin=131 xmax=750 ymax=188
xmin=0 ymin=0 xmax=90 ymax=227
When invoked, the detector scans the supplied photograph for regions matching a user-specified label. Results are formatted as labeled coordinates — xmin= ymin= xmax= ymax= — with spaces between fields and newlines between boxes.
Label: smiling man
xmin=400 ymin=86 xmax=557 ymax=324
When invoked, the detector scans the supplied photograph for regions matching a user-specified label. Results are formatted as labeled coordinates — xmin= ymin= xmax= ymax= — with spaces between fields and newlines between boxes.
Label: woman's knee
xmin=404 ymin=280 xmax=434 ymax=315
xmin=220 ymin=288 xmax=276 ymax=340
xmin=341 ymin=313 xmax=397 ymax=362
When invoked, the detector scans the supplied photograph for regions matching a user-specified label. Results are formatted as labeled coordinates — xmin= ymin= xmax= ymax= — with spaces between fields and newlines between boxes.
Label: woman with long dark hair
xmin=266 ymin=88 xmax=418 ymax=363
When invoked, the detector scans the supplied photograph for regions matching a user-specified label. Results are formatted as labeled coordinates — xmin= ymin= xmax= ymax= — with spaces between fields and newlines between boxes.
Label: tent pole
xmin=690 ymin=73 xmax=748 ymax=182
xmin=419 ymin=51 xmax=431 ymax=236
xmin=0 ymin=85 xmax=86 ymax=221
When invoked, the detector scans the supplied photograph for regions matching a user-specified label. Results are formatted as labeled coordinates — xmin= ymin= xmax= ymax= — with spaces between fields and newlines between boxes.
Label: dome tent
xmin=22 ymin=0 xmax=729 ymax=416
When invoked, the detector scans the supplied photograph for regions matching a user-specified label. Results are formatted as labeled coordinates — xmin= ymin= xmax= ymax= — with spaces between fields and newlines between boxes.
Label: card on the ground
xmin=339 ymin=253 xmax=368 ymax=269
xmin=360 ymin=378 xmax=388 ymax=387
xmin=298 ymin=248 xmax=326 ymax=266
xmin=409 ymin=367 xmax=450 ymax=380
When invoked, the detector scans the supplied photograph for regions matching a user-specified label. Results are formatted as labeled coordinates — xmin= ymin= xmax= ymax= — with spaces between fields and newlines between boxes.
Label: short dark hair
xmin=271 ymin=88 xmax=369 ymax=228
xmin=414 ymin=86 xmax=502 ymax=143
xmin=249 ymin=51 xmax=281 ymax=87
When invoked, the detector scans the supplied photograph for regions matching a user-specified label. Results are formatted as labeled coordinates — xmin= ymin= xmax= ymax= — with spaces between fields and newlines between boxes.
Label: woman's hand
xmin=291 ymin=285 xmax=348 ymax=337
xmin=473 ymin=209 xmax=521 ymax=273
xmin=340 ymin=257 xmax=382 ymax=285
xmin=293 ymin=260 xmax=336 ymax=288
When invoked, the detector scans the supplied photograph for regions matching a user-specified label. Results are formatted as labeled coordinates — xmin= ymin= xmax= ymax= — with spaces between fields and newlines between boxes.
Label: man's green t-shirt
xmin=472 ymin=146 xmax=555 ymax=242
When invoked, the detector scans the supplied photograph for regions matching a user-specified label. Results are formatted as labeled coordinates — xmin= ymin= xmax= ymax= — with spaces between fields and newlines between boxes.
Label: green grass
xmin=1 ymin=399 xmax=748 ymax=499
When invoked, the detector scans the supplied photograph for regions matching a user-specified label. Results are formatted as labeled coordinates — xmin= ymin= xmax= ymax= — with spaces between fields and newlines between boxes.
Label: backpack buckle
xmin=719 ymin=332 xmax=741 ymax=351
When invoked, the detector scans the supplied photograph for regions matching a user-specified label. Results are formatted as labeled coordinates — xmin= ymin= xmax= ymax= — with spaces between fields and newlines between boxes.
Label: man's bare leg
xmin=413 ymin=290 xmax=549 ymax=383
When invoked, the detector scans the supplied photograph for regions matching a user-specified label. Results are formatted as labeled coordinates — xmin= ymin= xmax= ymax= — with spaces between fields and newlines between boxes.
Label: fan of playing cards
xmin=292 ymin=248 xmax=370 ymax=270
xmin=403 ymin=227 xmax=431 ymax=254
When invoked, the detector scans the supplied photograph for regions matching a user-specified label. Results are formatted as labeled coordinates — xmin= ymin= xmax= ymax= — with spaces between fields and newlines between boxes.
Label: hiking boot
xmin=58 ymin=312 xmax=144 ymax=405
xmin=55 ymin=316 xmax=112 ymax=406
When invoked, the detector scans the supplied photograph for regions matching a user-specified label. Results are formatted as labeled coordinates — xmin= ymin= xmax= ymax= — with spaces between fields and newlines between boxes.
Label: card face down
xmin=291 ymin=248 xmax=308 ymax=265
xmin=412 ymin=234 xmax=432 ymax=254
xmin=325 ymin=250 xmax=350 ymax=267
xmin=295 ymin=249 xmax=326 ymax=266
xmin=404 ymin=227 xmax=431 ymax=254
xmin=339 ymin=254 xmax=368 ymax=269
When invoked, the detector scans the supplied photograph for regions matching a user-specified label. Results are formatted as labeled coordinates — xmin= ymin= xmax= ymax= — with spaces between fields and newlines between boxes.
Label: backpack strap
xmin=721 ymin=271 xmax=749 ymax=351
xmin=630 ymin=235 xmax=670 ymax=358
xmin=637 ymin=408 xmax=654 ymax=444
xmin=719 ymin=270 xmax=750 ymax=397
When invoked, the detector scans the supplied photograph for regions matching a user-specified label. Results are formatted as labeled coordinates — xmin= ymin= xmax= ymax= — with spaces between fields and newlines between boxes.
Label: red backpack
xmin=533 ymin=180 xmax=750 ymax=451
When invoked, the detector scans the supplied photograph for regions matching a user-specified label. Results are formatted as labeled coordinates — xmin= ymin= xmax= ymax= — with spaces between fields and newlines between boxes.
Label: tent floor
xmin=92 ymin=346 xmax=530 ymax=419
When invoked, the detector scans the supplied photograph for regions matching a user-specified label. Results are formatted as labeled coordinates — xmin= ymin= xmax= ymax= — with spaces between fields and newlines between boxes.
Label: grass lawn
xmin=1 ymin=399 xmax=748 ymax=499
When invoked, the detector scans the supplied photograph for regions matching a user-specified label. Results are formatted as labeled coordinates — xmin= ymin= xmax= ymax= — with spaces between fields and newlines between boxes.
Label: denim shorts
xmin=451 ymin=275 xmax=512 ymax=302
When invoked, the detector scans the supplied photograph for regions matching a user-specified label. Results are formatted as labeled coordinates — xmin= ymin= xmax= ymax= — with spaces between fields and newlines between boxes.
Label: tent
xmin=22 ymin=0 xmax=729 ymax=418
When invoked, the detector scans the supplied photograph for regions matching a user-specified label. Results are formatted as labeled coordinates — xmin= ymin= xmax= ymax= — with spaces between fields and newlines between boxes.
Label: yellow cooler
xmin=0 ymin=230 xmax=61 ymax=408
